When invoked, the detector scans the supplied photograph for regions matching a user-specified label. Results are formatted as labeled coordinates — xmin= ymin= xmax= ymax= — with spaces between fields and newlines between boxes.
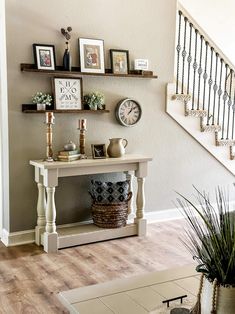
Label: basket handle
xmin=127 ymin=191 xmax=132 ymax=202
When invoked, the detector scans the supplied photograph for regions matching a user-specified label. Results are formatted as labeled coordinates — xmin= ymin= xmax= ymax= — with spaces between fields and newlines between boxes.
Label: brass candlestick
xmin=78 ymin=119 xmax=87 ymax=159
xmin=45 ymin=112 xmax=55 ymax=162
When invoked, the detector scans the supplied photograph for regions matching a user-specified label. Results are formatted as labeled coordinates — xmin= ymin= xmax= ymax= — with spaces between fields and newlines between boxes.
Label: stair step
xmin=171 ymin=94 xmax=191 ymax=103
xmin=186 ymin=109 xmax=207 ymax=118
xmin=216 ymin=139 xmax=235 ymax=147
xmin=230 ymin=147 xmax=235 ymax=160
xmin=201 ymin=124 xmax=221 ymax=132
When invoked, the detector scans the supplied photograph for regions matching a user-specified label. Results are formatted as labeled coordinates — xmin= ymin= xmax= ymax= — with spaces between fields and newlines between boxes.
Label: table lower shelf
xmin=41 ymin=223 xmax=138 ymax=249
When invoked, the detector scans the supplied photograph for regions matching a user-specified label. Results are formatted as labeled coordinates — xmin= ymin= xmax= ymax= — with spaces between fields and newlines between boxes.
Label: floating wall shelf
xmin=20 ymin=63 xmax=158 ymax=79
xmin=22 ymin=105 xmax=110 ymax=114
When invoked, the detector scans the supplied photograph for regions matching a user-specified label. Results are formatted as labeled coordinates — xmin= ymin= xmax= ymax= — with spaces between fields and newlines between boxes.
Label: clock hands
xmin=127 ymin=105 xmax=134 ymax=115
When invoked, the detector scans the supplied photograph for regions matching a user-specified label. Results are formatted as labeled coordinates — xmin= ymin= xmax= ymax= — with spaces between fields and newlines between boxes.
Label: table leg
xmin=44 ymin=186 xmax=58 ymax=253
xmin=125 ymin=171 xmax=134 ymax=219
xmin=134 ymin=177 xmax=147 ymax=236
xmin=35 ymin=182 xmax=46 ymax=245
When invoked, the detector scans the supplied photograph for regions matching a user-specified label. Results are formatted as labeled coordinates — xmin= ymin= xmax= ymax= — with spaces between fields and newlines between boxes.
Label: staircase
xmin=166 ymin=4 xmax=235 ymax=175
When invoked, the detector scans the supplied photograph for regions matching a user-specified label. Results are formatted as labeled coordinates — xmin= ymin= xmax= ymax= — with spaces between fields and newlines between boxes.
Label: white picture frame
xmin=134 ymin=59 xmax=149 ymax=71
xmin=52 ymin=77 xmax=83 ymax=110
xmin=79 ymin=38 xmax=105 ymax=74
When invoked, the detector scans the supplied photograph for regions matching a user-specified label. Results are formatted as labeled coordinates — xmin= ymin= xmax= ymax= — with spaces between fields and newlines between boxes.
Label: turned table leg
xmin=134 ymin=177 xmax=147 ymax=236
xmin=125 ymin=171 xmax=134 ymax=219
xmin=44 ymin=186 xmax=58 ymax=253
xmin=136 ymin=177 xmax=145 ymax=219
xmin=35 ymin=182 xmax=46 ymax=245
xmin=134 ymin=161 xmax=148 ymax=236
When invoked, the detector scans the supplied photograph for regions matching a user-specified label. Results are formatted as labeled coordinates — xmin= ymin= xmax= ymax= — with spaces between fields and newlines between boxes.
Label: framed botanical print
xmin=52 ymin=77 xmax=83 ymax=110
xmin=110 ymin=49 xmax=129 ymax=75
xmin=79 ymin=38 xmax=105 ymax=73
xmin=33 ymin=44 xmax=56 ymax=70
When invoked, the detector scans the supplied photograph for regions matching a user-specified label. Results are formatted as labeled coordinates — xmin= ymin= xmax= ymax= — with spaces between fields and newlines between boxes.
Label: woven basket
xmin=91 ymin=192 xmax=132 ymax=228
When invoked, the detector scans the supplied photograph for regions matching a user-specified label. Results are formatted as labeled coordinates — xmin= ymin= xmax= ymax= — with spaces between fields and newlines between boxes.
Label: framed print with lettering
xmin=52 ymin=77 xmax=83 ymax=110
xmin=33 ymin=44 xmax=56 ymax=70
xmin=79 ymin=38 xmax=105 ymax=74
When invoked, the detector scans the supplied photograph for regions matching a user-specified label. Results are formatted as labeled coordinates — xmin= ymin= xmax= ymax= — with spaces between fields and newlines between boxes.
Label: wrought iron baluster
xmin=202 ymin=41 xmax=209 ymax=110
xmin=212 ymin=53 xmax=219 ymax=125
xmin=232 ymin=85 xmax=235 ymax=139
xmin=226 ymin=69 xmax=233 ymax=139
xmin=192 ymin=29 xmax=198 ymax=110
xmin=187 ymin=23 xmax=193 ymax=95
xmin=197 ymin=35 xmax=204 ymax=110
xmin=176 ymin=11 xmax=182 ymax=94
xmin=181 ymin=17 xmax=187 ymax=94
xmin=221 ymin=64 xmax=228 ymax=139
xmin=217 ymin=59 xmax=224 ymax=126
xmin=207 ymin=47 xmax=214 ymax=125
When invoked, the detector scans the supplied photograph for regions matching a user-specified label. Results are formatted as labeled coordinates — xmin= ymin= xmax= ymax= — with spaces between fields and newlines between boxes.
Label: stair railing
xmin=175 ymin=4 xmax=235 ymax=158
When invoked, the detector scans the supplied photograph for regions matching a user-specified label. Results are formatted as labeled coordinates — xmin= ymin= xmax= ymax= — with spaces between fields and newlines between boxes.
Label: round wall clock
xmin=115 ymin=98 xmax=142 ymax=127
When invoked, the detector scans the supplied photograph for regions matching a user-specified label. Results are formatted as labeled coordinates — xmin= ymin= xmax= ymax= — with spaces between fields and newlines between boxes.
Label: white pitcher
xmin=107 ymin=138 xmax=128 ymax=158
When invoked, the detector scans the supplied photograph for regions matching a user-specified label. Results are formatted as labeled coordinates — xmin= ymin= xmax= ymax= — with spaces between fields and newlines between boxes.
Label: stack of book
xmin=57 ymin=150 xmax=80 ymax=162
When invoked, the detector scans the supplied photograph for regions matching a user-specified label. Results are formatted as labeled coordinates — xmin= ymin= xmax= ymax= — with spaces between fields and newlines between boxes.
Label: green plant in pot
xmin=32 ymin=91 xmax=53 ymax=111
xmin=83 ymin=92 xmax=105 ymax=110
xmin=176 ymin=187 xmax=235 ymax=314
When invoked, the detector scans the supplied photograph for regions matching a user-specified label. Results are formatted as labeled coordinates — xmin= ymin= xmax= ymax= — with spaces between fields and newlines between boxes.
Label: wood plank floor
xmin=0 ymin=219 xmax=193 ymax=314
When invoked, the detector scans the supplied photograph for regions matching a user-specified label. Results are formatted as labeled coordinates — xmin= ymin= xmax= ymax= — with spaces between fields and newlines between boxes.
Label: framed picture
xmin=33 ymin=44 xmax=56 ymax=70
xmin=110 ymin=49 xmax=129 ymax=75
xmin=91 ymin=144 xmax=106 ymax=159
xmin=52 ymin=77 xmax=83 ymax=110
xmin=79 ymin=38 xmax=105 ymax=73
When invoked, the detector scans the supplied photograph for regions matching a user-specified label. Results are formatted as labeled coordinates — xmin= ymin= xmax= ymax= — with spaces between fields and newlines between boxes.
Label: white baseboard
xmin=2 ymin=201 xmax=235 ymax=247
xmin=1 ymin=228 xmax=35 ymax=247
xmin=145 ymin=207 xmax=183 ymax=223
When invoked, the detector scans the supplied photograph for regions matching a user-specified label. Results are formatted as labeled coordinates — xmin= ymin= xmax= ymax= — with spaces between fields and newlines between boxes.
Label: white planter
xmin=37 ymin=103 xmax=46 ymax=111
xmin=201 ymin=277 xmax=235 ymax=314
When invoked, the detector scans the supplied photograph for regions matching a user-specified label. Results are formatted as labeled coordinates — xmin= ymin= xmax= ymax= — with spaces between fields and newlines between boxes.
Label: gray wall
xmin=5 ymin=0 xmax=235 ymax=232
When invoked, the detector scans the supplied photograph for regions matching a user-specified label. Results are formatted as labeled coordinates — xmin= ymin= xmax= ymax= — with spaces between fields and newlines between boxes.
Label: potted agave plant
xmin=177 ymin=187 xmax=235 ymax=314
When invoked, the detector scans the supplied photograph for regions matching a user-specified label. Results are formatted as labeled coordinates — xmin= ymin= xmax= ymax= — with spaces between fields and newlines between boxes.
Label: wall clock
xmin=115 ymin=98 xmax=142 ymax=127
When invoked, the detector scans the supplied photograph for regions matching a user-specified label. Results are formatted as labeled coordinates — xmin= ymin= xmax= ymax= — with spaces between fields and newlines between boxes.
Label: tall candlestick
xmin=78 ymin=118 xmax=87 ymax=130
xmin=77 ymin=119 xmax=87 ymax=159
xmin=45 ymin=112 xmax=55 ymax=162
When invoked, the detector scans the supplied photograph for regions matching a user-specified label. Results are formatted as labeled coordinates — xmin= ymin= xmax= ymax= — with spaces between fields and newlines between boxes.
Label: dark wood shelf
xmin=22 ymin=107 xmax=110 ymax=114
xmin=21 ymin=63 xmax=158 ymax=79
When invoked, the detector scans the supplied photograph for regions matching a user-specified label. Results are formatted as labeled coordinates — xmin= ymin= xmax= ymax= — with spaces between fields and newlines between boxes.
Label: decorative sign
xmin=53 ymin=77 xmax=82 ymax=110
xmin=134 ymin=59 xmax=149 ymax=71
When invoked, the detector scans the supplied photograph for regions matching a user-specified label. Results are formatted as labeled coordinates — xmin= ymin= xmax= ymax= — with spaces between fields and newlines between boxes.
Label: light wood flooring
xmin=0 ymin=219 xmax=193 ymax=314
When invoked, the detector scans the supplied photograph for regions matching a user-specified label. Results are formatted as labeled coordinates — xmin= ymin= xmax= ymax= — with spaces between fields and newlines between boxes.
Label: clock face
xmin=116 ymin=99 xmax=142 ymax=127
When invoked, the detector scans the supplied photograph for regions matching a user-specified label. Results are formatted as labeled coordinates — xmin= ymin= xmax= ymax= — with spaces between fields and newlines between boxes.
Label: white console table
xmin=30 ymin=154 xmax=152 ymax=253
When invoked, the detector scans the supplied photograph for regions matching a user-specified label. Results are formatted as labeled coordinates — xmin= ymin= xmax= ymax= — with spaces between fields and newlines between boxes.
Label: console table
xmin=30 ymin=154 xmax=152 ymax=253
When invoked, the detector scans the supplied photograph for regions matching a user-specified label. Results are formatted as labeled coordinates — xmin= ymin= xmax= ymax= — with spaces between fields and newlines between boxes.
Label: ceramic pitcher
xmin=107 ymin=138 xmax=128 ymax=158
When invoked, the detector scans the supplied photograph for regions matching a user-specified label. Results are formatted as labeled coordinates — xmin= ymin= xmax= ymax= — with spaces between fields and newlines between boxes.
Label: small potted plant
xmin=32 ymin=92 xmax=53 ymax=111
xmin=177 ymin=187 xmax=235 ymax=314
xmin=83 ymin=92 xmax=105 ymax=110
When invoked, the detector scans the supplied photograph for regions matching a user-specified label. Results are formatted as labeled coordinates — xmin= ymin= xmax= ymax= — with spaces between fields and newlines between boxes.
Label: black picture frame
xmin=110 ymin=49 xmax=129 ymax=75
xmin=33 ymin=43 xmax=56 ymax=70
xmin=91 ymin=144 xmax=106 ymax=159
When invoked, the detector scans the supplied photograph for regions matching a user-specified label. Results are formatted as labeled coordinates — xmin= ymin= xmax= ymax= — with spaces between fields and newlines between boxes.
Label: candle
xmin=46 ymin=112 xmax=54 ymax=124
xmin=78 ymin=118 xmax=87 ymax=130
